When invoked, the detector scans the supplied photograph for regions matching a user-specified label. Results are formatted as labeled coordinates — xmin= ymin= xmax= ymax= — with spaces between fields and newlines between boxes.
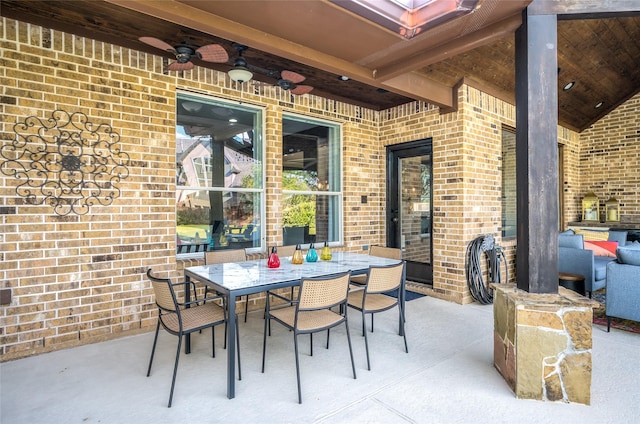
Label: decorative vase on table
xmin=292 ymin=244 xmax=304 ymax=265
xmin=320 ymin=241 xmax=332 ymax=261
xmin=306 ymin=243 xmax=318 ymax=262
xmin=267 ymin=246 xmax=280 ymax=268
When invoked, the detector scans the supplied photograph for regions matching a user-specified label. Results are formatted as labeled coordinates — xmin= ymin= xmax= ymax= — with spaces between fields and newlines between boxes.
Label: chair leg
xmin=607 ymin=316 xmax=611 ymax=332
xmin=168 ymin=335 xmax=182 ymax=407
xmin=224 ymin=322 xmax=227 ymax=350
xmin=362 ymin=310 xmax=371 ymax=371
xmin=326 ymin=328 xmax=330 ymax=349
xmin=294 ymin=333 xmax=302 ymax=404
xmin=147 ymin=320 xmax=161 ymax=377
xmin=310 ymin=333 xmax=313 ymax=356
xmin=212 ymin=325 xmax=216 ymax=358
xmin=399 ymin=305 xmax=408 ymax=353
xmin=261 ymin=312 xmax=269 ymax=373
xmin=244 ymin=294 xmax=250 ymax=322
xmin=345 ymin=321 xmax=357 ymax=380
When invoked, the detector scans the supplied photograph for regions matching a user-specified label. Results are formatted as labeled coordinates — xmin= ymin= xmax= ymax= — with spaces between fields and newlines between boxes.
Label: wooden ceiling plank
xmin=375 ymin=14 xmax=522 ymax=81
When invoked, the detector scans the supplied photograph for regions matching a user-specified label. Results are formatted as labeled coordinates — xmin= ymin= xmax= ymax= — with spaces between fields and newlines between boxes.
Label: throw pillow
xmin=584 ymin=240 xmax=618 ymax=258
xmin=573 ymin=228 xmax=609 ymax=241
xmin=616 ymin=245 xmax=640 ymax=266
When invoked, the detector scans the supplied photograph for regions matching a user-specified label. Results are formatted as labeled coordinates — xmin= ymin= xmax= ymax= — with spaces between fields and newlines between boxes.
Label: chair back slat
xmin=366 ymin=262 xmax=405 ymax=294
xmin=298 ymin=272 xmax=350 ymax=310
xmin=147 ymin=270 xmax=178 ymax=312
xmin=275 ymin=245 xmax=296 ymax=258
xmin=205 ymin=248 xmax=247 ymax=264
xmin=369 ymin=245 xmax=402 ymax=260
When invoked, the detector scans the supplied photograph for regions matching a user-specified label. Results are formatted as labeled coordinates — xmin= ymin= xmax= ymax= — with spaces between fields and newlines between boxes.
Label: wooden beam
xmin=375 ymin=14 xmax=522 ymax=81
xmin=528 ymin=0 xmax=640 ymax=16
xmin=380 ymin=72 xmax=453 ymax=108
xmin=514 ymin=10 xmax=559 ymax=294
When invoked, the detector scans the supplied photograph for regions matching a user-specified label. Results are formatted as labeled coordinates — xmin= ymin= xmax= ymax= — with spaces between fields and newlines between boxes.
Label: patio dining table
xmin=184 ymin=251 xmax=404 ymax=399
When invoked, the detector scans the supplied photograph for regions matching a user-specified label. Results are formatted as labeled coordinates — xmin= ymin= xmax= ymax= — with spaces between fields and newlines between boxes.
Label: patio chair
xmin=347 ymin=262 xmax=407 ymax=370
xmin=204 ymin=249 xmax=248 ymax=322
xmin=350 ymin=245 xmax=401 ymax=286
xmin=146 ymin=269 xmax=241 ymax=407
xmin=262 ymin=271 xmax=356 ymax=403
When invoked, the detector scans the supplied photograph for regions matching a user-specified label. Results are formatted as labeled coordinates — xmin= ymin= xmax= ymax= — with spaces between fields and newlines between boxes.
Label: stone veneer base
xmin=493 ymin=284 xmax=601 ymax=405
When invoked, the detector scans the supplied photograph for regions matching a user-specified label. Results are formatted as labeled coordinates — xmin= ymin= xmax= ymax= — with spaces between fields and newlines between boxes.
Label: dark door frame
xmin=386 ymin=139 xmax=433 ymax=284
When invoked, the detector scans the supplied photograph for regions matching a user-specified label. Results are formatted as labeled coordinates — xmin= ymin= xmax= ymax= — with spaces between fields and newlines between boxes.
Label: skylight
xmin=330 ymin=0 xmax=479 ymax=39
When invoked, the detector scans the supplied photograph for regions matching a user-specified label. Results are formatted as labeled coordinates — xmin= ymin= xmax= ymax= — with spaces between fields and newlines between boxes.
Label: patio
xmin=2 ymin=295 xmax=638 ymax=423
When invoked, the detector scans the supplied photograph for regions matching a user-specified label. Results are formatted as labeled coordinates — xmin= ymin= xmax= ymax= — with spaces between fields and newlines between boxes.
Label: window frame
xmin=281 ymin=113 xmax=344 ymax=247
xmin=175 ymin=91 xmax=266 ymax=257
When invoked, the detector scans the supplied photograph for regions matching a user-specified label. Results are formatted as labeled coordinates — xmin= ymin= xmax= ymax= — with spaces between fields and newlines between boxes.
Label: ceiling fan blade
xmin=167 ymin=61 xmax=194 ymax=71
xmin=139 ymin=36 xmax=176 ymax=54
xmin=290 ymin=85 xmax=314 ymax=95
xmin=196 ymin=44 xmax=229 ymax=63
xmin=281 ymin=70 xmax=306 ymax=84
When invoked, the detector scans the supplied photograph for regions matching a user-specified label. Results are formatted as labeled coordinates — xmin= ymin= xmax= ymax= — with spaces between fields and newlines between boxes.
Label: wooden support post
xmin=514 ymin=9 xmax=559 ymax=293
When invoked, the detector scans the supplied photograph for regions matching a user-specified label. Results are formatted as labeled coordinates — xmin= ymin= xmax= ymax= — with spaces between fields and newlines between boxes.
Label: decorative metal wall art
xmin=0 ymin=110 xmax=130 ymax=216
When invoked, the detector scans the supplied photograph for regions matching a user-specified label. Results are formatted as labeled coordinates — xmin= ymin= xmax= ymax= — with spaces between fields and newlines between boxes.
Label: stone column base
xmin=493 ymin=284 xmax=601 ymax=405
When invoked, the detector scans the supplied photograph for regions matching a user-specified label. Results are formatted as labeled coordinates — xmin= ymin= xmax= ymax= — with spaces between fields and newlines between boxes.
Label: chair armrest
xmin=605 ymin=262 xmax=640 ymax=322
xmin=170 ymin=280 xmax=199 ymax=302
xmin=559 ymin=247 xmax=595 ymax=289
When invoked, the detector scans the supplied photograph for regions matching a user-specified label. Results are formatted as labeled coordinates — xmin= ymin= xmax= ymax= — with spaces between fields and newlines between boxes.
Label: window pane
xmin=501 ymin=128 xmax=516 ymax=238
xmin=177 ymin=189 xmax=261 ymax=251
xmin=177 ymin=98 xmax=262 ymax=189
xmin=176 ymin=94 xmax=263 ymax=254
xmin=282 ymin=115 xmax=341 ymax=245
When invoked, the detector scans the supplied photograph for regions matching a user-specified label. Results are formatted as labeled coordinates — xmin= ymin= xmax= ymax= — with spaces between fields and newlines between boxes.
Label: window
xmin=176 ymin=93 xmax=264 ymax=254
xmin=501 ymin=127 xmax=516 ymax=238
xmin=282 ymin=115 xmax=342 ymax=246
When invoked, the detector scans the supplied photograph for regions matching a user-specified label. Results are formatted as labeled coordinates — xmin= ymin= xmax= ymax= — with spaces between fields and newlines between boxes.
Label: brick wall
xmin=1 ymin=17 xmax=638 ymax=360
xmin=576 ymin=94 xmax=640 ymax=223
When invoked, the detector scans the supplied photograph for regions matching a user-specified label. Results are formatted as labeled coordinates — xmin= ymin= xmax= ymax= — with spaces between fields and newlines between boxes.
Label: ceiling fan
xmin=138 ymin=37 xmax=229 ymax=71
xmin=230 ymin=43 xmax=314 ymax=95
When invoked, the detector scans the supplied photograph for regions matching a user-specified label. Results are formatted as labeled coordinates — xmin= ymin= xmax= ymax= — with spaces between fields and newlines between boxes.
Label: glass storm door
xmin=387 ymin=140 xmax=433 ymax=285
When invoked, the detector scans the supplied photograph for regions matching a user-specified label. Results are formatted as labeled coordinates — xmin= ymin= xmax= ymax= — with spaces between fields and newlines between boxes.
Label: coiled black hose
xmin=465 ymin=235 xmax=507 ymax=304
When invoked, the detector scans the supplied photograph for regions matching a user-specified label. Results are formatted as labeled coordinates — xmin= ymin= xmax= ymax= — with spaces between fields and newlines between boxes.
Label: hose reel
xmin=465 ymin=234 xmax=508 ymax=304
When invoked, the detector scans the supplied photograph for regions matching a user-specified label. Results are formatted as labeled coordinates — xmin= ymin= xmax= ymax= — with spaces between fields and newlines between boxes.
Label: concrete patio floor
xmin=2 ymin=295 xmax=639 ymax=423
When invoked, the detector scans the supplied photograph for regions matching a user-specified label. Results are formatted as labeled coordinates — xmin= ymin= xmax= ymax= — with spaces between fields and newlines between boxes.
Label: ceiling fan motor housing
xmin=175 ymin=45 xmax=196 ymax=63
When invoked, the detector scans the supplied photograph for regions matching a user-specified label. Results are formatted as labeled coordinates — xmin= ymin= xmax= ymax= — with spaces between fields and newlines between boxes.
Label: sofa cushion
xmin=584 ymin=240 xmax=618 ymax=258
xmin=573 ymin=228 xmax=609 ymax=241
xmin=559 ymin=234 xmax=583 ymax=249
xmin=594 ymin=256 xmax=614 ymax=281
xmin=607 ymin=230 xmax=628 ymax=247
xmin=616 ymin=242 xmax=640 ymax=266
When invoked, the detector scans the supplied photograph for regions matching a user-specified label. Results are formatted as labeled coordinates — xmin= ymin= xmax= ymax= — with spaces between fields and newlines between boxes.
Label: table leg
xmin=227 ymin=293 xmax=237 ymax=399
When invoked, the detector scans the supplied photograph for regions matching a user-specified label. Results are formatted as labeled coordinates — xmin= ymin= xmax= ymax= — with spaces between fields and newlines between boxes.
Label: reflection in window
xmin=176 ymin=94 xmax=263 ymax=254
xmin=501 ymin=127 xmax=516 ymax=238
xmin=282 ymin=115 xmax=341 ymax=246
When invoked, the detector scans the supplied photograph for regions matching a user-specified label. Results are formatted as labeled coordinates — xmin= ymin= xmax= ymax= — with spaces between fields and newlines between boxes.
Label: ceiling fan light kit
xmin=228 ymin=67 xmax=253 ymax=83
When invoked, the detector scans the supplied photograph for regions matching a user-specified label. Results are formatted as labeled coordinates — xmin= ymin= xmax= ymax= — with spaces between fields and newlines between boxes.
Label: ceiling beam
xmin=374 ymin=14 xmax=523 ymax=81
xmin=380 ymin=72 xmax=453 ymax=108
xmin=528 ymin=0 xmax=640 ymax=16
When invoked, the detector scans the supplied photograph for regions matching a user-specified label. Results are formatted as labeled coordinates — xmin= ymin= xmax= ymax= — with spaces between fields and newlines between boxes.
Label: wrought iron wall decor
xmin=0 ymin=110 xmax=130 ymax=216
